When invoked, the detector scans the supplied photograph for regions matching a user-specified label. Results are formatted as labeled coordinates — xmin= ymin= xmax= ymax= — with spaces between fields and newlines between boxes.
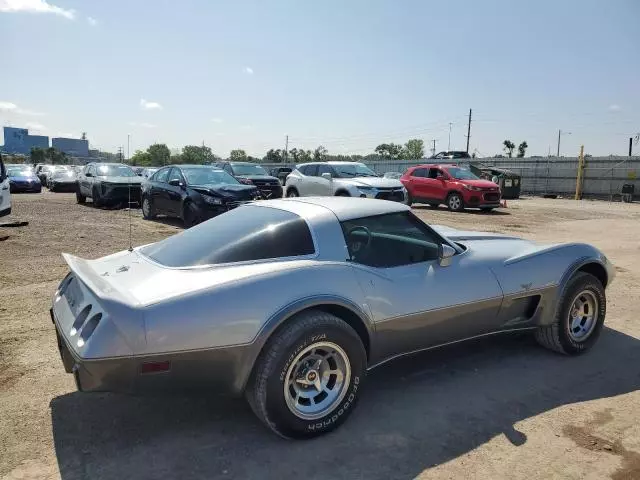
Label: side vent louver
xmin=77 ymin=313 xmax=102 ymax=348
xmin=70 ymin=305 xmax=92 ymax=336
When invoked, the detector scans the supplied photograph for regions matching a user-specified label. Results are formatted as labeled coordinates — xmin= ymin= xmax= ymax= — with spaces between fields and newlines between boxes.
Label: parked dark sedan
xmin=141 ymin=164 xmax=261 ymax=227
xmin=48 ymin=168 xmax=77 ymax=192
xmin=76 ymin=163 xmax=143 ymax=207
xmin=6 ymin=165 xmax=42 ymax=193
xmin=214 ymin=161 xmax=283 ymax=199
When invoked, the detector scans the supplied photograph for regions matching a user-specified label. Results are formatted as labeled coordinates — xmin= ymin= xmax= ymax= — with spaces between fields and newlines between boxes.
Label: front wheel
xmin=286 ymin=187 xmax=299 ymax=198
xmin=182 ymin=202 xmax=200 ymax=228
xmin=535 ymin=272 xmax=606 ymax=355
xmin=92 ymin=186 xmax=103 ymax=207
xmin=447 ymin=192 xmax=464 ymax=212
xmin=246 ymin=310 xmax=366 ymax=439
xmin=142 ymin=196 xmax=156 ymax=220
xmin=76 ymin=190 xmax=86 ymax=204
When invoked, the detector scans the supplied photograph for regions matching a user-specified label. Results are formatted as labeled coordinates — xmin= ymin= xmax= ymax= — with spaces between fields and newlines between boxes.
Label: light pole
xmin=448 ymin=123 xmax=452 ymax=150
xmin=556 ymin=129 xmax=571 ymax=157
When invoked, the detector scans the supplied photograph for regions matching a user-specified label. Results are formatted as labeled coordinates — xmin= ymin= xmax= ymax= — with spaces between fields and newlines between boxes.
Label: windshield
xmin=7 ymin=167 xmax=34 ymax=177
xmin=96 ymin=165 xmax=136 ymax=177
xmin=53 ymin=170 xmax=76 ymax=179
xmin=231 ymin=164 xmax=268 ymax=175
xmin=333 ymin=163 xmax=378 ymax=178
xmin=182 ymin=167 xmax=239 ymax=185
xmin=446 ymin=167 xmax=479 ymax=180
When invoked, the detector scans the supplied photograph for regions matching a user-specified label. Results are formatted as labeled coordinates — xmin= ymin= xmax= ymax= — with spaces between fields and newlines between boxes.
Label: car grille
xmin=483 ymin=192 xmax=500 ymax=202
xmin=375 ymin=188 xmax=405 ymax=202
xmin=252 ymin=182 xmax=282 ymax=199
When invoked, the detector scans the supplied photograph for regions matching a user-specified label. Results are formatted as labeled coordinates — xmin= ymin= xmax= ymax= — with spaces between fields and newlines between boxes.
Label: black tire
xmin=480 ymin=207 xmax=495 ymax=213
xmin=246 ymin=310 xmax=366 ymax=439
xmin=405 ymin=191 xmax=413 ymax=206
xmin=535 ymin=272 xmax=606 ymax=355
xmin=182 ymin=202 xmax=200 ymax=228
xmin=428 ymin=203 xmax=439 ymax=209
xmin=76 ymin=190 xmax=86 ymax=204
xmin=286 ymin=187 xmax=299 ymax=198
xmin=141 ymin=195 xmax=156 ymax=220
xmin=335 ymin=191 xmax=350 ymax=197
xmin=92 ymin=186 xmax=103 ymax=208
xmin=446 ymin=192 xmax=464 ymax=212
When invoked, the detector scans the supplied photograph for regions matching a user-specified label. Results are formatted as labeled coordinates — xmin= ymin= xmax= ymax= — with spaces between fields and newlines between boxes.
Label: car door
xmin=342 ymin=211 xmax=504 ymax=363
xmin=422 ymin=167 xmax=448 ymax=201
xmin=297 ymin=164 xmax=317 ymax=196
xmin=314 ymin=164 xmax=334 ymax=196
xmin=165 ymin=167 xmax=186 ymax=215
xmin=148 ymin=167 xmax=170 ymax=213
xmin=0 ymin=156 xmax=10 ymax=216
xmin=406 ymin=167 xmax=429 ymax=200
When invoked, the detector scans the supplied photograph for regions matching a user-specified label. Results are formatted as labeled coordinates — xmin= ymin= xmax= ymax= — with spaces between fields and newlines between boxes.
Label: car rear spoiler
xmin=62 ymin=253 xmax=138 ymax=306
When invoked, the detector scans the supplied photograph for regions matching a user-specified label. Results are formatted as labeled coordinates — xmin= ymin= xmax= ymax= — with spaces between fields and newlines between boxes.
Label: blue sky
xmin=1 ymin=0 xmax=638 ymax=157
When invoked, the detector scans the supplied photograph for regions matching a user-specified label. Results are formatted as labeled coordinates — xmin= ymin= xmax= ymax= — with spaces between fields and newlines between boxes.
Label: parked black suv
xmin=214 ymin=161 xmax=283 ymax=199
xmin=141 ymin=165 xmax=261 ymax=227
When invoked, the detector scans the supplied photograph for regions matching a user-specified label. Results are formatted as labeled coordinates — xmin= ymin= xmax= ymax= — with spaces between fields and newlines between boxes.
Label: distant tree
xmin=30 ymin=147 xmax=45 ymax=164
xmin=403 ymin=139 xmax=424 ymax=160
xmin=264 ymin=149 xmax=284 ymax=163
xmin=45 ymin=147 xmax=67 ymax=164
xmin=130 ymin=150 xmax=152 ymax=166
xmin=181 ymin=145 xmax=215 ymax=164
xmin=313 ymin=145 xmax=328 ymax=161
xmin=503 ymin=140 xmax=516 ymax=158
xmin=517 ymin=141 xmax=528 ymax=158
xmin=230 ymin=149 xmax=247 ymax=161
xmin=81 ymin=132 xmax=87 ymax=140
xmin=246 ymin=155 xmax=261 ymax=162
xmin=374 ymin=143 xmax=403 ymax=160
xmin=147 ymin=143 xmax=171 ymax=166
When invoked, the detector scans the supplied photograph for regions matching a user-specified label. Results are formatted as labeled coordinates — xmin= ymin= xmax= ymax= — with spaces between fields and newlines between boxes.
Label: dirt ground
xmin=1 ymin=193 xmax=639 ymax=480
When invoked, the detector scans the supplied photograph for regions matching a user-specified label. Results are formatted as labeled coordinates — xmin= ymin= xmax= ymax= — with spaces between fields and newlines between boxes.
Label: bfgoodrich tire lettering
xmin=535 ymin=272 xmax=606 ymax=355
xmin=246 ymin=310 xmax=366 ymax=439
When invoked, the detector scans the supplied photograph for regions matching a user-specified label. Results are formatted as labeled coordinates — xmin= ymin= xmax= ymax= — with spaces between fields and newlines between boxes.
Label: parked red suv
xmin=400 ymin=164 xmax=501 ymax=212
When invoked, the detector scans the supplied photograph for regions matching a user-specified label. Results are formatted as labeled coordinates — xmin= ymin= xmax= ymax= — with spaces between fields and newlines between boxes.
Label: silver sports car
xmin=51 ymin=197 xmax=614 ymax=438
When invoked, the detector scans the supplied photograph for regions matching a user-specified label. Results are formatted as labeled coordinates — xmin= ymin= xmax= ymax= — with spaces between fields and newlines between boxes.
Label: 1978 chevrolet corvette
xmin=51 ymin=197 xmax=614 ymax=438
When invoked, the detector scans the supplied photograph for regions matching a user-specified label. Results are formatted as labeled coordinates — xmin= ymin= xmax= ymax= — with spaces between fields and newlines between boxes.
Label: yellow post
xmin=575 ymin=145 xmax=585 ymax=200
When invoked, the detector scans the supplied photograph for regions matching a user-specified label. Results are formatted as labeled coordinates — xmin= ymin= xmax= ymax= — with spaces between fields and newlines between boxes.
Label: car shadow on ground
xmin=50 ymin=327 xmax=640 ymax=480
xmin=412 ymin=204 xmax=511 ymax=215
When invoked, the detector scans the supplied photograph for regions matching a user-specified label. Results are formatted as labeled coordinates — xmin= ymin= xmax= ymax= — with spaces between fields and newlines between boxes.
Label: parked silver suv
xmin=285 ymin=161 xmax=407 ymax=202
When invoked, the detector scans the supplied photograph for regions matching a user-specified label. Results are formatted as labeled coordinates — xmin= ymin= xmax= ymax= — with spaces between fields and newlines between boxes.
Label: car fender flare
xmin=235 ymin=295 xmax=375 ymax=393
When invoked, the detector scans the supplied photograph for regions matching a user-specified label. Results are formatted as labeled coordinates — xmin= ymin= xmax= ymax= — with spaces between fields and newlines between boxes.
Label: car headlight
xmin=464 ymin=184 xmax=482 ymax=191
xmin=203 ymin=195 xmax=223 ymax=205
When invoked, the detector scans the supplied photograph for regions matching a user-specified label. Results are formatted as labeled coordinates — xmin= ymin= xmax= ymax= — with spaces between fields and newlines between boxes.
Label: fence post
xmin=575 ymin=146 xmax=585 ymax=200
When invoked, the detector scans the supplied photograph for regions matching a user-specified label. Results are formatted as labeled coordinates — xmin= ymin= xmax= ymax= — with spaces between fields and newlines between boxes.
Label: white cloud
xmin=0 ymin=0 xmax=75 ymax=19
xmin=244 ymin=66 xmax=254 ymax=75
xmin=128 ymin=122 xmax=157 ymax=128
xmin=25 ymin=121 xmax=46 ymax=131
xmin=609 ymin=104 xmax=621 ymax=112
xmin=0 ymin=100 xmax=45 ymax=116
xmin=140 ymin=98 xmax=162 ymax=110
xmin=86 ymin=16 xmax=96 ymax=26
xmin=240 ymin=124 xmax=253 ymax=130
xmin=211 ymin=118 xmax=223 ymax=123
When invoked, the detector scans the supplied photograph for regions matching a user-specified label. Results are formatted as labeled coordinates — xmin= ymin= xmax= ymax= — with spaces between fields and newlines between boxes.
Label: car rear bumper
xmin=51 ymin=307 xmax=250 ymax=395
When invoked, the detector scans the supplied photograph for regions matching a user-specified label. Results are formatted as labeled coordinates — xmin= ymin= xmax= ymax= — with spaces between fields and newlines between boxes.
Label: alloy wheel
xmin=567 ymin=290 xmax=599 ymax=341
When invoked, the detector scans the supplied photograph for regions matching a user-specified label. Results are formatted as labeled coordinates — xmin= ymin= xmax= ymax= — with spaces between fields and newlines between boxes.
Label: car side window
xmin=411 ymin=168 xmax=427 ymax=178
xmin=154 ymin=168 xmax=170 ymax=183
xmin=427 ymin=168 xmax=442 ymax=179
xmin=317 ymin=164 xmax=332 ymax=176
xmin=303 ymin=164 xmax=318 ymax=176
xmin=168 ymin=168 xmax=183 ymax=184
xmin=341 ymin=212 xmax=442 ymax=268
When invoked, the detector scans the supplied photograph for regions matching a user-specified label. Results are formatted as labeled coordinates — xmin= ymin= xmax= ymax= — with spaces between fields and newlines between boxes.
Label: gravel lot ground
xmin=1 ymin=193 xmax=639 ymax=480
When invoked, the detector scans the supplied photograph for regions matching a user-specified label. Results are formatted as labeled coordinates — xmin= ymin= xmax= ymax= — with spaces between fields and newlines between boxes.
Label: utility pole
xmin=127 ymin=134 xmax=130 ymax=162
xmin=448 ymin=123 xmax=452 ymax=151
xmin=629 ymin=137 xmax=633 ymax=157
xmin=430 ymin=139 xmax=437 ymax=157
xmin=557 ymin=129 xmax=571 ymax=157
xmin=465 ymin=109 xmax=472 ymax=153
xmin=284 ymin=135 xmax=289 ymax=164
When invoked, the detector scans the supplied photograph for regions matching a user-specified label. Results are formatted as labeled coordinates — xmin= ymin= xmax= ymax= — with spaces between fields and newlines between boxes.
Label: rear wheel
xmin=447 ymin=192 xmax=464 ymax=212
xmin=76 ymin=190 xmax=86 ymax=204
xmin=142 ymin=196 xmax=156 ymax=220
xmin=246 ymin=310 xmax=366 ymax=439
xmin=286 ymin=187 xmax=299 ymax=198
xmin=336 ymin=191 xmax=350 ymax=197
xmin=535 ymin=272 xmax=606 ymax=355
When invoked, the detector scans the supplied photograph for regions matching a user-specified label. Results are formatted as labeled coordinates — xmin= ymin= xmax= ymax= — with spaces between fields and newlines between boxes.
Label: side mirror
xmin=321 ymin=172 xmax=332 ymax=181
xmin=438 ymin=244 xmax=456 ymax=267
xmin=169 ymin=179 xmax=184 ymax=188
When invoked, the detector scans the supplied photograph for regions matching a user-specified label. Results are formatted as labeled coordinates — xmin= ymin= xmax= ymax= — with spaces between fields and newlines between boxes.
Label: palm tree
xmin=517 ymin=141 xmax=528 ymax=158
xmin=503 ymin=140 xmax=515 ymax=158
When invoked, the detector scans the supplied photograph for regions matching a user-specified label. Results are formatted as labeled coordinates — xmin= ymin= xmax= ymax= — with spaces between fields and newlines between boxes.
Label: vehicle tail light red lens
xmin=141 ymin=361 xmax=171 ymax=374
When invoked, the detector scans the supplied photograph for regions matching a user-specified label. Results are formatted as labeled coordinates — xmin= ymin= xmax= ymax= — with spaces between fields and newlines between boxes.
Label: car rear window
xmin=141 ymin=205 xmax=315 ymax=267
